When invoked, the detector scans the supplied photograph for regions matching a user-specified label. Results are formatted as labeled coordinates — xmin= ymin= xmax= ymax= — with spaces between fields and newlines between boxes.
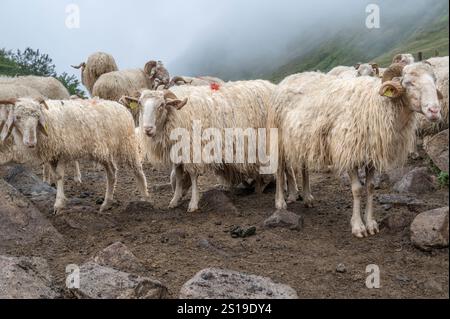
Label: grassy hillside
xmin=268 ymin=1 xmax=449 ymax=83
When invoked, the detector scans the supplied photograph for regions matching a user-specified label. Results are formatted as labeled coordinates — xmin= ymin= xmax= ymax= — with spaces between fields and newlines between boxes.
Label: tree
xmin=1 ymin=47 xmax=85 ymax=97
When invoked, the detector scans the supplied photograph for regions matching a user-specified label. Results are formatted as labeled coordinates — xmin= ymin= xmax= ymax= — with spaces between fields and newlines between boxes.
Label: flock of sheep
xmin=0 ymin=51 xmax=448 ymax=238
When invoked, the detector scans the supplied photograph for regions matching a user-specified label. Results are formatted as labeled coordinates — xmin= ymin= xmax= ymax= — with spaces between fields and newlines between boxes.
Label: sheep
xmin=392 ymin=53 xmax=415 ymax=65
xmin=416 ymin=56 xmax=449 ymax=135
xmin=0 ymin=97 xmax=150 ymax=214
xmin=0 ymin=75 xmax=70 ymax=99
xmin=327 ymin=63 xmax=379 ymax=78
xmin=71 ymin=52 xmax=119 ymax=95
xmin=168 ymin=76 xmax=225 ymax=87
xmin=268 ymin=62 xmax=443 ymax=238
xmin=144 ymin=60 xmax=170 ymax=89
xmin=122 ymin=80 xmax=276 ymax=212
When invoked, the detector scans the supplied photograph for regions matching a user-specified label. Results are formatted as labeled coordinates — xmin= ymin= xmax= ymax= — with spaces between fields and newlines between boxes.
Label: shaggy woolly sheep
xmin=169 ymin=76 xmax=225 ymax=87
xmin=0 ymin=98 xmax=149 ymax=214
xmin=122 ymin=80 xmax=276 ymax=212
xmin=0 ymin=76 xmax=70 ymax=99
xmin=71 ymin=52 xmax=118 ymax=95
xmin=392 ymin=53 xmax=415 ymax=65
xmin=269 ymin=62 xmax=443 ymax=238
xmin=416 ymin=56 xmax=449 ymax=135
xmin=327 ymin=63 xmax=379 ymax=78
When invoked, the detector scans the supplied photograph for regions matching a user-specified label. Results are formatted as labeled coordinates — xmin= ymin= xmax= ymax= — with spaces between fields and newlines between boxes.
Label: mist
xmin=0 ymin=0 xmax=442 ymax=81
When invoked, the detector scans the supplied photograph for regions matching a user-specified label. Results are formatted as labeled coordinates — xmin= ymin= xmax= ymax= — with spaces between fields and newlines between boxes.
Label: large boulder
xmin=393 ymin=167 xmax=436 ymax=194
xmin=0 ymin=255 xmax=59 ymax=299
xmin=410 ymin=207 xmax=449 ymax=251
xmin=0 ymin=179 xmax=62 ymax=252
xmin=179 ymin=268 xmax=298 ymax=299
xmin=424 ymin=129 xmax=449 ymax=174
xmin=71 ymin=261 xmax=168 ymax=299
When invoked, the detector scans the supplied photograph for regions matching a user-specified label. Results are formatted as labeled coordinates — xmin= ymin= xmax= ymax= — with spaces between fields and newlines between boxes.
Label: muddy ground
xmin=1 ymin=152 xmax=448 ymax=299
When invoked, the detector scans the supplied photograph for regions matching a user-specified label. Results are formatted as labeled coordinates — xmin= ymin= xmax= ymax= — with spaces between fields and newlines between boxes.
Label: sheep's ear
xmin=119 ymin=96 xmax=140 ymax=110
xmin=36 ymin=97 xmax=49 ymax=110
xmin=0 ymin=98 xmax=17 ymax=106
xmin=38 ymin=115 xmax=48 ymax=137
xmin=0 ymin=113 xmax=15 ymax=143
xmin=354 ymin=63 xmax=361 ymax=70
xmin=437 ymin=89 xmax=444 ymax=100
xmin=166 ymin=98 xmax=188 ymax=110
xmin=379 ymin=81 xmax=405 ymax=98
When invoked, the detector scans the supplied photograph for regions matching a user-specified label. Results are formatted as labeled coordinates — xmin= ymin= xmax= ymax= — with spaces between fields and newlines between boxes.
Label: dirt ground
xmin=2 ymin=152 xmax=449 ymax=299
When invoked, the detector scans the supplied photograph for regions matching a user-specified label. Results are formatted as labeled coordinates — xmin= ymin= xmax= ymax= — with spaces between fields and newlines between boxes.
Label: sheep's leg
xmin=364 ymin=165 xmax=379 ymax=235
xmin=275 ymin=162 xmax=287 ymax=210
xmin=52 ymin=161 xmax=67 ymax=215
xmin=349 ymin=167 xmax=368 ymax=238
xmin=42 ymin=163 xmax=51 ymax=184
xmin=132 ymin=162 xmax=150 ymax=201
xmin=100 ymin=161 xmax=117 ymax=213
xmin=187 ymin=172 xmax=200 ymax=213
xmin=74 ymin=161 xmax=82 ymax=184
xmin=286 ymin=166 xmax=299 ymax=203
xmin=169 ymin=164 xmax=184 ymax=208
xmin=301 ymin=165 xmax=314 ymax=207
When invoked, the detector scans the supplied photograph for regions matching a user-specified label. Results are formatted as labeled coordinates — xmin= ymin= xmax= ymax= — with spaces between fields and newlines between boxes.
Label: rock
xmin=423 ymin=278 xmax=444 ymax=293
xmin=199 ymin=189 xmax=238 ymax=214
xmin=160 ymin=229 xmax=188 ymax=245
xmin=424 ymin=129 xmax=449 ymax=174
xmin=410 ymin=207 xmax=449 ymax=251
xmin=230 ymin=225 xmax=257 ymax=238
xmin=0 ymin=179 xmax=63 ymax=252
xmin=92 ymin=242 xmax=144 ymax=274
xmin=381 ymin=211 xmax=417 ymax=232
xmin=0 ymin=164 xmax=55 ymax=202
xmin=72 ymin=261 xmax=167 ymax=299
xmin=336 ymin=263 xmax=347 ymax=273
xmin=0 ymin=255 xmax=59 ymax=299
xmin=263 ymin=210 xmax=303 ymax=231
xmin=377 ymin=194 xmax=425 ymax=207
xmin=393 ymin=167 xmax=436 ymax=194
xmin=197 ymin=238 xmax=230 ymax=257
xmin=179 ymin=268 xmax=298 ymax=299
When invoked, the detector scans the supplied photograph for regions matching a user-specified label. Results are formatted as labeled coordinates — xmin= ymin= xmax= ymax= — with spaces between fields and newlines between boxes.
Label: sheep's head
xmin=0 ymin=98 xmax=48 ymax=148
xmin=379 ymin=62 xmax=443 ymax=122
xmin=392 ymin=53 xmax=415 ymax=66
xmin=354 ymin=63 xmax=379 ymax=77
xmin=121 ymin=89 xmax=187 ymax=137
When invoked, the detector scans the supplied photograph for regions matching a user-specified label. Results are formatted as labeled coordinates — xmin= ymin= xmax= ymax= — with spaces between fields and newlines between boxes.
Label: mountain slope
xmin=268 ymin=0 xmax=448 ymax=83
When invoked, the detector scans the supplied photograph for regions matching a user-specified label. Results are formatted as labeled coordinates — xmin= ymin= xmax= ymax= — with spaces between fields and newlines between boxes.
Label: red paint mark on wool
xmin=210 ymin=82 xmax=220 ymax=91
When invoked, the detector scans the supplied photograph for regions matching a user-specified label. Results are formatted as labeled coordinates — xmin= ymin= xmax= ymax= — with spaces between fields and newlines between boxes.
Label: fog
xmin=0 ymin=0 xmax=438 ymax=80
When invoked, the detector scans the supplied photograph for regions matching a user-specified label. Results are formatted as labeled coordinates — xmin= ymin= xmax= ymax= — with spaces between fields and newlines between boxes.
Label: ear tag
xmin=383 ymin=88 xmax=394 ymax=97
xmin=129 ymin=102 xmax=138 ymax=110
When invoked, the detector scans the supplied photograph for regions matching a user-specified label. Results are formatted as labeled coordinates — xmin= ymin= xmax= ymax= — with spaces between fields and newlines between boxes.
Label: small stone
xmin=393 ymin=167 xmax=436 ymax=194
xmin=91 ymin=242 xmax=144 ymax=274
xmin=263 ymin=209 xmax=303 ymax=231
xmin=424 ymin=129 xmax=449 ymax=174
xmin=336 ymin=263 xmax=347 ymax=273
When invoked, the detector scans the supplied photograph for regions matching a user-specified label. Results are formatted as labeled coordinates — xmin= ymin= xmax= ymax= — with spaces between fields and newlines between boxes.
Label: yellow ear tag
xmin=129 ymin=102 xmax=138 ymax=110
xmin=383 ymin=88 xmax=394 ymax=97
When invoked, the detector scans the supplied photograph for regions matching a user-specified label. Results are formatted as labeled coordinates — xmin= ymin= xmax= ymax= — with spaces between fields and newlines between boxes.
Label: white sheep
xmin=0 ymin=98 xmax=149 ymax=214
xmin=327 ymin=63 xmax=380 ymax=78
xmin=269 ymin=62 xmax=443 ymax=238
xmin=0 ymin=75 xmax=70 ymax=100
xmin=122 ymin=80 xmax=277 ymax=212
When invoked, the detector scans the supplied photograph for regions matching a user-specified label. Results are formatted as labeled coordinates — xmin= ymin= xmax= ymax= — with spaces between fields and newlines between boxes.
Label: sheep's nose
xmin=143 ymin=126 xmax=155 ymax=136
xmin=428 ymin=106 xmax=440 ymax=115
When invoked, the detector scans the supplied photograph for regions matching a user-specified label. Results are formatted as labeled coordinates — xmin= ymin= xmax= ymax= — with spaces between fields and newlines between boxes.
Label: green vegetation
xmin=0 ymin=48 xmax=85 ymax=97
xmin=267 ymin=1 xmax=449 ymax=83
xmin=438 ymin=171 xmax=449 ymax=187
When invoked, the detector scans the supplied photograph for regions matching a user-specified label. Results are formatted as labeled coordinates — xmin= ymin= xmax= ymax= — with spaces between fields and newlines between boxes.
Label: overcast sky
xmin=0 ymin=0 xmax=436 ymax=79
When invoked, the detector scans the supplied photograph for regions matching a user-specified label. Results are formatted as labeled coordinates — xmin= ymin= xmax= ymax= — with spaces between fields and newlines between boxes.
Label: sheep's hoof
xmin=286 ymin=194 xmax=299 ymax=204
xmin=168 ymin=199 xmax=181 ymax=209
xmin=100 ymin=201 xmax=113 ymax=213
xmin=351 ymin=220 xmax=368 ymax=238
xmin=74 ymin=176 xmax=82 ymax=184
xmin=187 ymin=205 xmax=199 ymax=213
xmin=303 ymin=194 xmax=315 ymax=208
xmin=365 ymin=220 xmax=379 ymax=235
xmin=275 ymin=201 xmax=287 ymax=210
